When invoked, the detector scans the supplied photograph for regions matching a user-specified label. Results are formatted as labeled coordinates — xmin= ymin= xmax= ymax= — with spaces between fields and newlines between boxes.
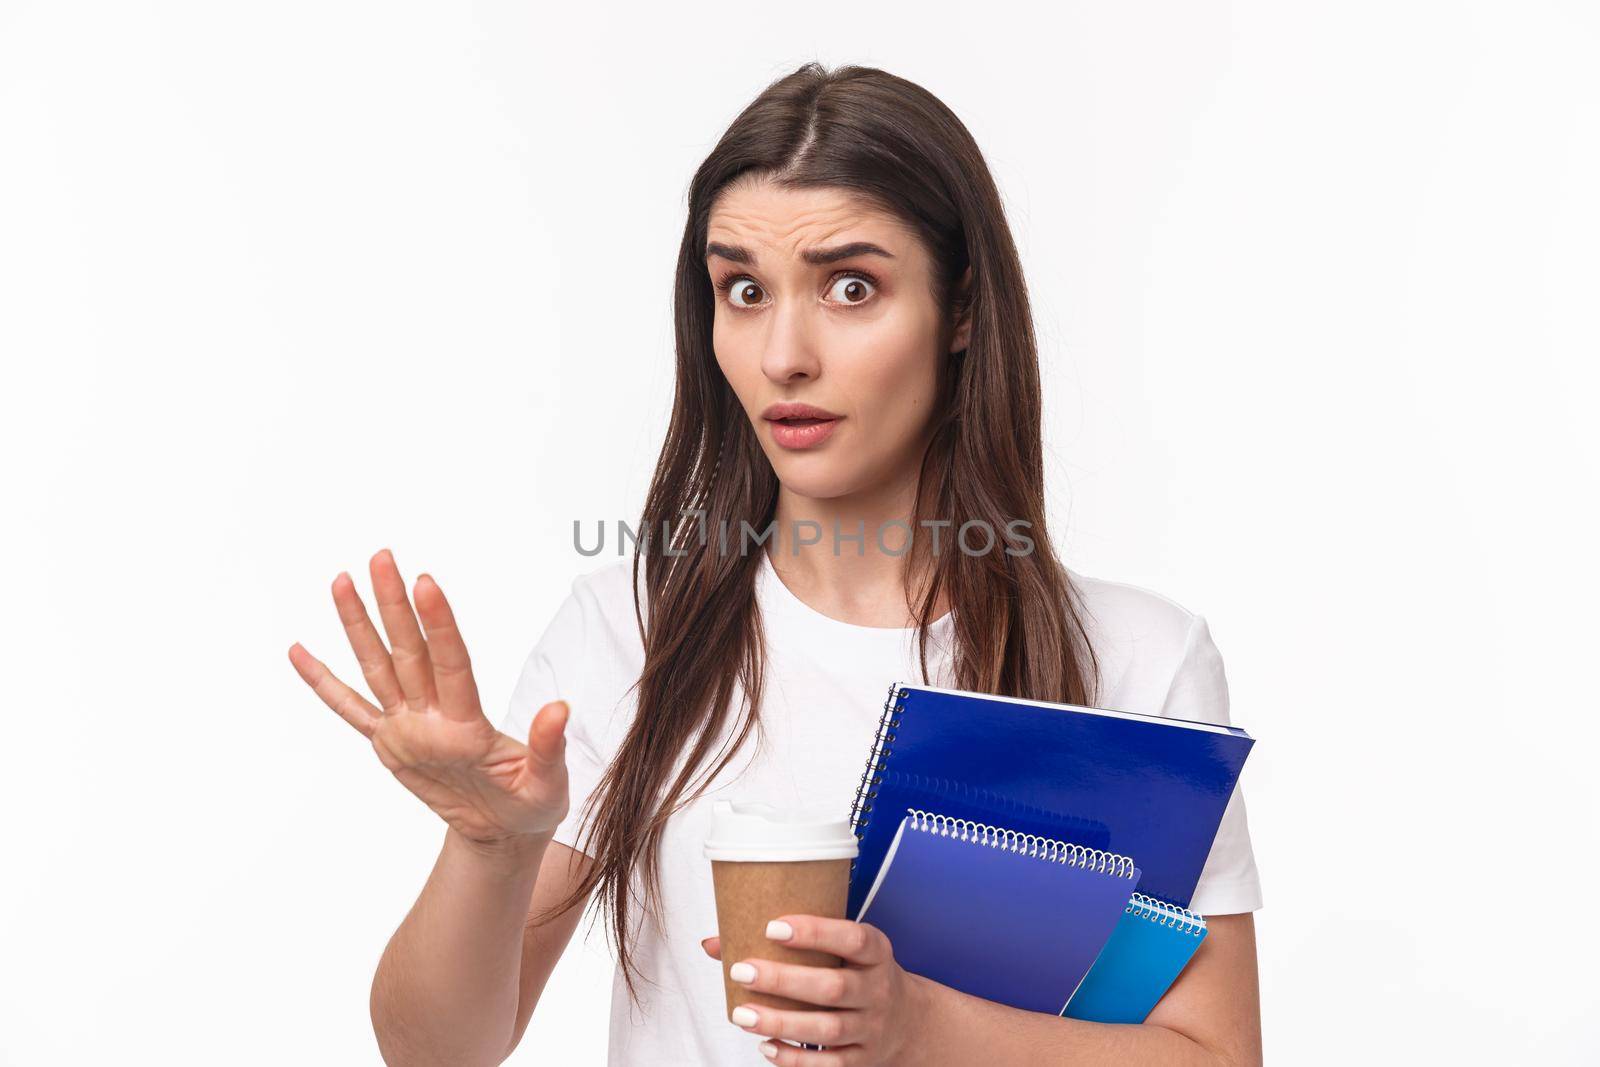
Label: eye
xmin=712 ymin=269 xmax=880 ymax=311
xmin=826 ymin=272 xmax=878 ymax=306
xmin=715 ymin=273 xmax=766 ymax=309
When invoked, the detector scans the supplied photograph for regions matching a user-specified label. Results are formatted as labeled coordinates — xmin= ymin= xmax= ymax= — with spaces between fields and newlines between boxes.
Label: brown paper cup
xmin=710 ymin=856 xmax=852 ymax=1017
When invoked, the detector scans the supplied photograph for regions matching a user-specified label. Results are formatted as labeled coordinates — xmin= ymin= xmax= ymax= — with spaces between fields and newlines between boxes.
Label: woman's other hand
xmin=288 ymin=547 xmax=570 ymax=851
xmin=701 ymin=916 xmax=926 ymax=1065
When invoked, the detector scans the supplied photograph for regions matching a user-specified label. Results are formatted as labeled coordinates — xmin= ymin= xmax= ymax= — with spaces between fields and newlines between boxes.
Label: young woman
xmin=289 ymin=63 xmax=1263 ymax=1066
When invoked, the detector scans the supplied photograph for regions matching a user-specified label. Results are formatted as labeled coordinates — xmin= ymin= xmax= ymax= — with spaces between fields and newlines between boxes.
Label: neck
xmin=763 ymin=482 xmax=949 ymax=629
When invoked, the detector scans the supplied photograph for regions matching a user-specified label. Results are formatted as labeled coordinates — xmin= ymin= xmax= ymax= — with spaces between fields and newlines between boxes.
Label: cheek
xmin=711 ymin=315 xmax=755 ymax=396
xmin=827 ymin=308 xmax=942 ymax=420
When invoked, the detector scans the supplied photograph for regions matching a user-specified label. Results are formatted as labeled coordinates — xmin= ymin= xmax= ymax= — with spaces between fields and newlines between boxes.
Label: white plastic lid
xmin=702 ymin=800 xmax=860 ymax=862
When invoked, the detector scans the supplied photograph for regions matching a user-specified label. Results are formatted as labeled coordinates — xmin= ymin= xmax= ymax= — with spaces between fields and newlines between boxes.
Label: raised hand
xmin=288 ymin=548 xmax=569 ymax=849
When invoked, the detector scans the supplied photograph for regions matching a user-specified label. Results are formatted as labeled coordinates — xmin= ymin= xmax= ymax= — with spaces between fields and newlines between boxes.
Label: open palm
xmin=288 ymin=548 xmax=569 ymax=847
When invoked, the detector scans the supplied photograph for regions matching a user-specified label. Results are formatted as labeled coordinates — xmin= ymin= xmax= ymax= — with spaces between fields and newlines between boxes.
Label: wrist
xmin=448 ymin=826 xmax=552 ymax=871
xmin=897 ymin=971 xmax=951 ymax=1058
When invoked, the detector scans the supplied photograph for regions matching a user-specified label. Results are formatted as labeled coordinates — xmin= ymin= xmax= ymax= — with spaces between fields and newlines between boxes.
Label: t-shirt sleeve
xmin=1159 ymin=613 xmax=1263 ymax=915
xmin=498 ymin=575 xmax=609 ymax=857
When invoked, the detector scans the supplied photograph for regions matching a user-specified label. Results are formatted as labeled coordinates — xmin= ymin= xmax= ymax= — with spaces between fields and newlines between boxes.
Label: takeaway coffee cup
xmin=703 ymin=800 xmax=859 ymax=1018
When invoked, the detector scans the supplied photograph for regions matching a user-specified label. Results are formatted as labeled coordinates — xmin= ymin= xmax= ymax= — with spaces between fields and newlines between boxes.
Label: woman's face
xmin=707 ymin=177 xmax=969 ymax=503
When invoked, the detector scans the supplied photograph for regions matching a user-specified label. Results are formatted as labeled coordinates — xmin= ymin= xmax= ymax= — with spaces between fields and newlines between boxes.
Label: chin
xmin=767 ymin=461 xmax=862 ymax=502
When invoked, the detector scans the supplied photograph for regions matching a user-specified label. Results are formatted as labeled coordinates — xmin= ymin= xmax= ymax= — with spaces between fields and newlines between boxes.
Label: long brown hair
xmin=535 ymin=62 xmax=1100 ymax=1001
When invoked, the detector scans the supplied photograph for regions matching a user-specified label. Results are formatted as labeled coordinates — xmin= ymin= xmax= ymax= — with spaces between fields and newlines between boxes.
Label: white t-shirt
xmin=499 ymin=551 xmax=1262 ymax=1066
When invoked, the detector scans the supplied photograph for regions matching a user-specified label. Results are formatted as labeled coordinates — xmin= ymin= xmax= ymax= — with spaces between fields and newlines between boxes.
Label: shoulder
xmin=501 ymin=557 xmax=646 ymax=740
xmin=1067 ymin=567 xmax=1200 ymax=656
xmin=1065 ymin=568 xmax=1227 ymax=720
xmin=565 ymin=555 xmax=639 ymax=605
xmin=549 ymin=556 xmax=649 ymax=660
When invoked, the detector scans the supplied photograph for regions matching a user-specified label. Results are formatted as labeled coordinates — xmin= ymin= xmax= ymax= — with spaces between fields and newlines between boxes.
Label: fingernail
xmin=765 ymin=919 xmax=793 ymax=941
xmin=760 ymin=1041 xmax=778 ymax=1060
xmin=731 ymin=1005 xmax=759 ymax=1027
xmin=729 ymin=961 xmax=756 ymax=983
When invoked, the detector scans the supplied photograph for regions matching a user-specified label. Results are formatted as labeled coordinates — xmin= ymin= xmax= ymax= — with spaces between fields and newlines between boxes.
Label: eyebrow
xmin=704 ymin=240 xmax=897 ymax=266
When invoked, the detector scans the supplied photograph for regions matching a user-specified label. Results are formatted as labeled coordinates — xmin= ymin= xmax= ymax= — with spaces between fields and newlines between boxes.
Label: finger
xmin=411 ymin=572 xmax=483 ymax=721
xmin=288 ymin=642 xmax=381 ymax=738
xmin=765 ymin=916 xmax=889 ymax=967
xmin=526 ymin=700 xmax=569 ymax=770
xmin=730 ymin=1002 xmax=860 ymax=1049
xmin=759 ymin=1040 xmax=863 ymax=1067
xmin=701 ymin=936 xmax=721 ymax=960
xmin=729 ymin=957 xmax=865 ymax=1008
xmin=369 ymin=548 xmax=437 ymax=710
xmin=330 ymin=570 xmax=405 ymax=713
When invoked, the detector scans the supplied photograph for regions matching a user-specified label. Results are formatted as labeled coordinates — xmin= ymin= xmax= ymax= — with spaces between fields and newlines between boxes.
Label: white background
xmin=2 ymin=1 xmax=1596 ymax=1062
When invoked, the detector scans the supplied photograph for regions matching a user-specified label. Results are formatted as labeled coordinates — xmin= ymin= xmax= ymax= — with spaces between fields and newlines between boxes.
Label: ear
xmin=948 ymin=266 xmax=973 ymax=354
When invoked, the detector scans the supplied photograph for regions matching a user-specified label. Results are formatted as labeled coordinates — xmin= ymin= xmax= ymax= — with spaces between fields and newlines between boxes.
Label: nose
xmin=759 ymin=297 xmax=822 ymax=384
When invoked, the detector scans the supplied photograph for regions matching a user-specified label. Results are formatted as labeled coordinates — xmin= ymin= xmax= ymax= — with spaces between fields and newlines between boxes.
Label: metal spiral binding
xmin=848 ymin=681 xmax=908 ymax=839
xmin=1125 ymin=892 xmax=1207 ymax=936
xmin=902 ymin=808 xmax=1138 ymax=879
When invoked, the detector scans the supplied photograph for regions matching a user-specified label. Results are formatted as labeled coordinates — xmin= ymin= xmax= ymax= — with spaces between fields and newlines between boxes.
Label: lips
xmin=762 ymin=402 xmax=842 ymax=422
xmin=762 ymin=402 xmax=842 ymax=450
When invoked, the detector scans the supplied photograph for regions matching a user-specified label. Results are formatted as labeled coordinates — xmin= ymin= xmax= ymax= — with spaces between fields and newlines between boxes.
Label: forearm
xmin=905 ymin=974 xmax=1235 ymax=1067
xmin=371 ymin=828 xmax=548 ymax=1067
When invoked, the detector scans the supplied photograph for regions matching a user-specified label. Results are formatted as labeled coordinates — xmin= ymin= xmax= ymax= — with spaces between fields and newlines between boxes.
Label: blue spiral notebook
xmin=1063 ymin=893 xmax=1209 ymax=1023
xmin=846 ymin=682 xmax=1255 ymax=920
xmin=855 ymin=808 xmax=1141 ymax=1014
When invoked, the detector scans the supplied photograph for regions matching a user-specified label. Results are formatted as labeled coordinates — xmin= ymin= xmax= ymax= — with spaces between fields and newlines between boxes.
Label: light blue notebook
xmin=1062 ymin=893 xmax=1209 ymax=1024
xmin=856 ymin=809 xmax=1140 ymax=1015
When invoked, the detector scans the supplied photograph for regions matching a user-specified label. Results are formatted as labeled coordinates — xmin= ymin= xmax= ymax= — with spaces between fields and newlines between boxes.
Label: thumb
xmin=526 ymin=700 xmax=569 ymax=768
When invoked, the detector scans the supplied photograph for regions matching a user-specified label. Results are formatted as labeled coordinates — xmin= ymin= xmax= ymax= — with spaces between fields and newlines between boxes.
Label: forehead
xmin=706 ymin=177 xmax=912 ymax=256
